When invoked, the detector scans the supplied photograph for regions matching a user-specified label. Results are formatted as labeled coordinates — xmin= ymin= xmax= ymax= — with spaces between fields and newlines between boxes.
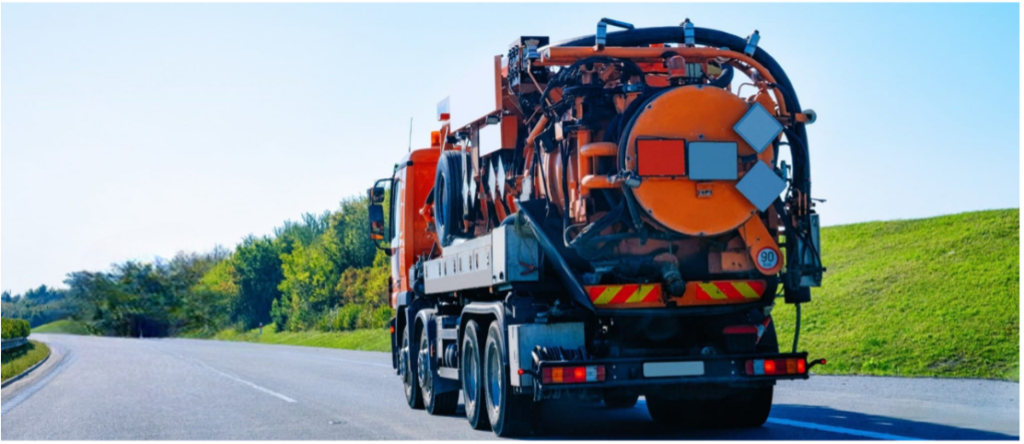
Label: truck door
xmin=390 ymin=167 xmax=408 ymax=294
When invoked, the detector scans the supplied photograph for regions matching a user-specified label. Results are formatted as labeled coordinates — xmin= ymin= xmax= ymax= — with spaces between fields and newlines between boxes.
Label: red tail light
xmin=541 ymin=365 xmax=606 ymax=384
xmin=745 ymin=358 xmax=807 ymax=376
xmin=723 ymin=325 xmax=759 ymax=334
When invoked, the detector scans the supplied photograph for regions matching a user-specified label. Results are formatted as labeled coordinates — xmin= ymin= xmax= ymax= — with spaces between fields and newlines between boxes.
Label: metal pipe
xmin=539 ymin=46 xmax=786 ymax=116
xmin=792 ymin=303 xmax=802 ymax=353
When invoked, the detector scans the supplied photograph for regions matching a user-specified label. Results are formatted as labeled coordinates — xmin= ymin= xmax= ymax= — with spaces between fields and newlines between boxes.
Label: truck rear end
xmin=367 ymin=19 xmax=825 ymax=437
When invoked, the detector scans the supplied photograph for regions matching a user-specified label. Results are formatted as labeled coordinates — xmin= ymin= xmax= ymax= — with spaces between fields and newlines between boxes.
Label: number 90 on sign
xmin=757 ymin=248 xmax=779 ymax=270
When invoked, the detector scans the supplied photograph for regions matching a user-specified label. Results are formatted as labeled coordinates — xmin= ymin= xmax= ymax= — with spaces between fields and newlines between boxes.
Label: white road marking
xmin=636 ymin=399 xmax=919 ymax=440
xmin=161 ymin=348 xmax=297 ymax=404
xmin=2 ymin=348 xmax=75 ymax=415
xmin=191 ymin=358 xmax=298 ymax=403
xmin=766 ymin=417 xmax=919 ymax=440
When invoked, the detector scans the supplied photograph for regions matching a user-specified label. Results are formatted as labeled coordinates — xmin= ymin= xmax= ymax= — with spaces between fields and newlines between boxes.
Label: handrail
xmin=1 ymin=337 xmax=29 ymax=352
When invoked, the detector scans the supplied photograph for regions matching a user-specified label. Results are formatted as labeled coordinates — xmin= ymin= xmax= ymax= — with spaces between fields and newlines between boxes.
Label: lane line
xmin=766 ymin=418 xmax=919 ymax=440
xmin=159 ymin=348 xmax=297 ymax=404
xmin=636 ymin=400 xmax=919 ymax=440
xmin=2 ymin=348 xmax=75 ymax=415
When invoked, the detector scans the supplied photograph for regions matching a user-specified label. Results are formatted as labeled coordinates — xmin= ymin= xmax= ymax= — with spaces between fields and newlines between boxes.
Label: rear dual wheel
xmin=461 ymin=320 xmax=490 ymax=431
xmin=646 ymin=385 xmax=773 ymax=428
xmin=483 ymin=321 xmax=534 ymax=437
xmin=647 ymin=322 xmax=778 ymax=428
xmin=419 ymin=325 xmax=458 ymax=416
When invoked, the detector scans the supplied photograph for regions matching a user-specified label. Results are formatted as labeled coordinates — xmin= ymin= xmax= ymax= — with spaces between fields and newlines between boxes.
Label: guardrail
xmin=1 ymin=338 xmax=29 ymax=352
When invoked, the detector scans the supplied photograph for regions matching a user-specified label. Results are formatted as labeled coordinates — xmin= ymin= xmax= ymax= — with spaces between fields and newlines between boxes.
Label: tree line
xmin=1 ymin=196 xmax=392 ymax=338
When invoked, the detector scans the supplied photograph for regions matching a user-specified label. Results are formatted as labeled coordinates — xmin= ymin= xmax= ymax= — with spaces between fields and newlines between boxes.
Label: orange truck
xmin=367 ymin=20 xmax=825 ymax=436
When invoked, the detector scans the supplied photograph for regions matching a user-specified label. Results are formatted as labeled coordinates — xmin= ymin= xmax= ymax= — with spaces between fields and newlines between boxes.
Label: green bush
xmin=335 ymin=304 xmax=364 ymax=331
xmin=371 ymin=306 xmax=395 ymax=329
xmin=309 ymin=305 xmax=393 ymax=332
xmin=1 ymin=318 xmax=30 ymax=340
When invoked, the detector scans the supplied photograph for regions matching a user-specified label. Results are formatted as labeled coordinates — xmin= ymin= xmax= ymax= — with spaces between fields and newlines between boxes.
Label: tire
xmin=483 ymin=321 xmax=533 ymax=437
xmin=419 ymin=324 xmax=458 ymax=416
xmin=646 ymin=385 xmax=773 ymax=428
xmin=434 ymin=151 xmax=467 ymax=247
xmin=646 ymin=321 xmax=778 ymax=428
xmin=646 ymin=391 xmax=695 ymax=425
xmin=603 ymin=389 xmax=639 ymax=409
xmin=725 ymin=385 xmax=773 ymax=428
xmin=401 ymin=330 xmax=423 ymax=410
xmin=461 ymin=320 xmax=491 ymax=431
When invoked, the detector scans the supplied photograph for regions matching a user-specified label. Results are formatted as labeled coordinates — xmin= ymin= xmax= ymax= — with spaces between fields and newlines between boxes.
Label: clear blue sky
xmin=2 ymin=3 xmax=1019 ymax=294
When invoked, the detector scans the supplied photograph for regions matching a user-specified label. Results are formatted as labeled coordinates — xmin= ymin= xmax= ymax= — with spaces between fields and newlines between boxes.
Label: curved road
xmin=1 ymin=334 xmax=1018 ymax=440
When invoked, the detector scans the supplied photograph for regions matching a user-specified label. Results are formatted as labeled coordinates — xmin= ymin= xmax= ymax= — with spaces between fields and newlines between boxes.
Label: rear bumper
xmin=531 ymin=351 xmax=808 ymax=394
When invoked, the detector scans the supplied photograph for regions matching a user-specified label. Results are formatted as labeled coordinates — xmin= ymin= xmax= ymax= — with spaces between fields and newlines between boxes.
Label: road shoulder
xmin=1 ymin=341 xmax=65 ymax=401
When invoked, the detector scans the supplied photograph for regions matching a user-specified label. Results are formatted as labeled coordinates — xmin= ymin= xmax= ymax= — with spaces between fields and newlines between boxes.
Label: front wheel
xmin=400 ymin=331 xmax=423 ymax=409
xmin=483 ymin=321 xmax=534 ymax=437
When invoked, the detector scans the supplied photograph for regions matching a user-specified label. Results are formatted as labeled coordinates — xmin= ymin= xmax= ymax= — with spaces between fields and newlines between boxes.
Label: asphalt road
xmin=2 ymin=334 xmax=1018 ymax=440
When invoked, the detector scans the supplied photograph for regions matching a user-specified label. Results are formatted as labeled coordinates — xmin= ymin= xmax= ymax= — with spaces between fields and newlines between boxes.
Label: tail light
xmin=745 ymin=358 xmax=807 ymax=376
xmin=541 ymin=365 xmax=606 ymax=384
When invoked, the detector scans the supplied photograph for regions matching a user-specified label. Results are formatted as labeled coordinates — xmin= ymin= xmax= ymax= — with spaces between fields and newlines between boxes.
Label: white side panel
xmin=424 ymin=235 xmax=492 ymax=294
xmin=422 ymin=224 xmax=540 ymax=294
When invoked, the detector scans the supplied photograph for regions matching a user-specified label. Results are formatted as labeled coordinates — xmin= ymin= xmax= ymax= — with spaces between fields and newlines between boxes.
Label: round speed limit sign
xmin=757 ymin=248 xmax=779 ymax=270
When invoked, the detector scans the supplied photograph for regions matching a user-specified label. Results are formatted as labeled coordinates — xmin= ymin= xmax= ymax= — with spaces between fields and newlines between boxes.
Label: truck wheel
xmin=401 ymin=331 xmax=424 ymax=409
xmin=419 ymin=325 xmax=458 ymax=416
xmin=723 ymin=385 xmax=773 ymax=428
xmin=461 ymin=320 xmax=491 ymax=431
xmin=646 ymin=385 xmax=773 ymax=429
xmin=483 ymin=321 xmax=533 ymax=437
xmin=434 ymin=151 xmax=466 ymax=247
xmin=646 ymin=392 xmax=696 ymax=425
xmin=603 ymin=390 xmax=639 ymax=409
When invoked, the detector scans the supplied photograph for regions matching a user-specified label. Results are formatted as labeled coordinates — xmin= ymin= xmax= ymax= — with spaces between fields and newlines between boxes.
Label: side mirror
xmin=369 ymin=186 xmax=387 ymax=205
xmin=367 ymin=177 xmax=393 ymax=254
xmin=369 ymin=204 xmax=386 ymax=242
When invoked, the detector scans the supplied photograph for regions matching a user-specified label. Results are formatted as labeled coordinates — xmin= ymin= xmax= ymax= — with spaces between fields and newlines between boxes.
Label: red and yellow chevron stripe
xmin=694 ymin=281 xmax=766 ymax=301
xmin=586 ymin=284 xmax=662 ymax=307
xmin=586 ymin=280 xmax=768 ymax=309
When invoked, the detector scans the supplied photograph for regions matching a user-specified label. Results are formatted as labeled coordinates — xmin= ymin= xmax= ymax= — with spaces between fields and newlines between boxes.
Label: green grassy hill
xmin=773 ymin=209 xmax=1019 ymax=380
xmin=32 ymin=319 xmax=96 ymax=335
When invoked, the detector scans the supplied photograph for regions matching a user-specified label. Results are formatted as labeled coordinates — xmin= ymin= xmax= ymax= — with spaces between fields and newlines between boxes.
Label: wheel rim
xmin=419 ymin=330 xmax=432 ymax=403
xmin=464 ymin=340 xmax=479 ymax=406
xmin=486 ymin=341 xmax=502 ymax=415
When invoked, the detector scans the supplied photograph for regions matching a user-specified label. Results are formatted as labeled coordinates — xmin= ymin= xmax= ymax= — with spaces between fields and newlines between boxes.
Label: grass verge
xmin=32 ymin=319 xmax=96 ymax=335
xmin=773 ymin=209 xmax=1019 ymax=381
xmin=2 ymin=341 xmax=51 ymax=382
xmin=212 ymin=324 xmax=390 ymax=352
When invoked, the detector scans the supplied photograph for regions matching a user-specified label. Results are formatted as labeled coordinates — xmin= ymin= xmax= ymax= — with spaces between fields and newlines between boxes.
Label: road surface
xmin=1 ymin=334 xmax=1018 ymax=440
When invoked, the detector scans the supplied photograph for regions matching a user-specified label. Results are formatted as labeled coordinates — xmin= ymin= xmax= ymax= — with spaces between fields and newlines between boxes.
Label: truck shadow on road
xmin=441 ymin=401 xmax=1018 ymax=440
